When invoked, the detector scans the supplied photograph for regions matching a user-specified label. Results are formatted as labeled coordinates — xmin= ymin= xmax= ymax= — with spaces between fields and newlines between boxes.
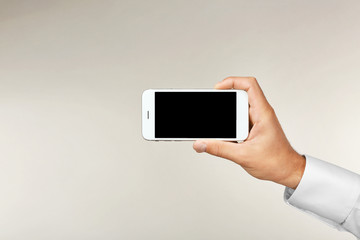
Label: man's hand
xmin=193 ymin=77 xmax=305 ymax=189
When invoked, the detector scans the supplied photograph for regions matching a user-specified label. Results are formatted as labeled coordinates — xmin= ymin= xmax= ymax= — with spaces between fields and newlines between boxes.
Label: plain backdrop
xmin=1 ymin=0 xmax=360 ymax=239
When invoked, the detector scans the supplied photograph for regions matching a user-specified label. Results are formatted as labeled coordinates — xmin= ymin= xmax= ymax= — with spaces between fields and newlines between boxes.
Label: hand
xmin=193 ymin=77 xmax=305 ymax=189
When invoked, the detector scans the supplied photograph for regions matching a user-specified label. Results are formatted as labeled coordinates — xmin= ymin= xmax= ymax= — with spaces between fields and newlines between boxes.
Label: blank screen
xmin=155 ymin=92 xmax=236 ymax=138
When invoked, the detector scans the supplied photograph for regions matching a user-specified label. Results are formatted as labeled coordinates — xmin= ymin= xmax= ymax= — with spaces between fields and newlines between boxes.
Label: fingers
xmin=215 ymin=76 xmax=270 ymax=111
xmin=193 ymin=140 xmax=243 ymax=162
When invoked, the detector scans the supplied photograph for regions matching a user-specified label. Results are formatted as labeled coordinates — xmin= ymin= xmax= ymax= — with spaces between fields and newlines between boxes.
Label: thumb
xmin=193 ymin=140 xmax=242 ymax=161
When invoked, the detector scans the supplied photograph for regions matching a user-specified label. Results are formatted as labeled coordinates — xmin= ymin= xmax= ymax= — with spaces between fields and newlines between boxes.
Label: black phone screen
xmin=155 ymin=92 xmax=236 ymax=138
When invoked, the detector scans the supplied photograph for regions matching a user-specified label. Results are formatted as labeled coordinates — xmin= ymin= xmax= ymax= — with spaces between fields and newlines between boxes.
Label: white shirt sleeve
xmin=284 ymin=155 xmax=360 ymax=238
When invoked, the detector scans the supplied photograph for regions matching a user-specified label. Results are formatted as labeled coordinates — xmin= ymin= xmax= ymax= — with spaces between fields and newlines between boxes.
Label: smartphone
xmin=142 ymin=89 xmax=249 ymax=141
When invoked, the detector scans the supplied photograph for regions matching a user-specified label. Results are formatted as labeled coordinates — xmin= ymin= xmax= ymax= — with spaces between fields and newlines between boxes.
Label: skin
xmin=193 ymin=76 xmax=306 ymax=189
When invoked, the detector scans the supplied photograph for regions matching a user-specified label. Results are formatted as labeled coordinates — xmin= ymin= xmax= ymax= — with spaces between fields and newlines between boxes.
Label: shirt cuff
xmin=284 ymin=154 xmax=360 ymax=224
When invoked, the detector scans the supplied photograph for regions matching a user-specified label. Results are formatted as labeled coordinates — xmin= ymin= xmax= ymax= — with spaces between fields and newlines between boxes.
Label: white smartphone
xmin=142 ymin=89 xmax=249 ymax=141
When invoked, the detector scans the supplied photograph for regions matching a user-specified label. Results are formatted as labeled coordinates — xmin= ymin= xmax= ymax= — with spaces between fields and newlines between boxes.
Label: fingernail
xmin=214 ymin=82 xmax=221 ymax=88
xmin=194 ymin=141 xmax=207 ymax=153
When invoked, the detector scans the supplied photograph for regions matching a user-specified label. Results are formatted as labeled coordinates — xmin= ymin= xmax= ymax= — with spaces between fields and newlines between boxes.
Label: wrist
xmin=277 ymin=152 xmax=306 ymax=189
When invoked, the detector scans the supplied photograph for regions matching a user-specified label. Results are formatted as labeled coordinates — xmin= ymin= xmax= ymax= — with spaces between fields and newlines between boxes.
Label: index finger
xmin=215 ymin=76 xmax=270 ymax=111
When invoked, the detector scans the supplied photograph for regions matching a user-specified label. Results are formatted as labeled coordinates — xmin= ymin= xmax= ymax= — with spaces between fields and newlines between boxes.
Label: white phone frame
xmin=142 ymin=89 xmax=249 ymax=141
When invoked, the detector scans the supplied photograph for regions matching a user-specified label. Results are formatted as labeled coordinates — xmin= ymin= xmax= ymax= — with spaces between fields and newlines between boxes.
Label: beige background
xmin=1 ymin=0 xmax=360 ymax=239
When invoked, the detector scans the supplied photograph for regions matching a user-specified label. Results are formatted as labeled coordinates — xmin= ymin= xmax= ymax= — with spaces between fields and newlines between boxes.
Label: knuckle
xmin=214 ymin=142 xmax=225 ymax=158
xmin=224 ymin=76 xmax=236 ymax=82
xmin=263 ymin=105 xmax=276 ymax=118
xmin=248 ymin=76 xmax=257 ymax=84
xmin=269 ymin=105 xmax=275 ymax=114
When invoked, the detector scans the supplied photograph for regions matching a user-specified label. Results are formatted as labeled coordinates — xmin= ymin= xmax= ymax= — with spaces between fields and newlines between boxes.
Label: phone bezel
xmin=142 ymin=89 xmax=248 ymax=141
